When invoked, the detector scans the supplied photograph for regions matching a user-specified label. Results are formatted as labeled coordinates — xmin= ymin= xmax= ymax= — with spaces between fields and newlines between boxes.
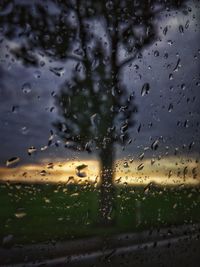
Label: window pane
xmin=0 ymin=0 xmax=199 ymax=265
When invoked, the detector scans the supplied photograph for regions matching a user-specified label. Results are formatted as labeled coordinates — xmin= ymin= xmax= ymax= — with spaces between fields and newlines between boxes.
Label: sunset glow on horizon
xmin=0 ymin=156 xmax=199 ymax=186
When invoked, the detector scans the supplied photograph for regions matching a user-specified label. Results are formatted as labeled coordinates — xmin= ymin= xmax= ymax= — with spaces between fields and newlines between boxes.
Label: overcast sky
xmin=0 ymin=1 xmax=199 ymax=167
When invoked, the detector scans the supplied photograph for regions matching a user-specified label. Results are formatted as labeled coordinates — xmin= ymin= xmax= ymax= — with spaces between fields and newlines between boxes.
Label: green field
xmin=0 ymin=182 xmax=200 ymax=245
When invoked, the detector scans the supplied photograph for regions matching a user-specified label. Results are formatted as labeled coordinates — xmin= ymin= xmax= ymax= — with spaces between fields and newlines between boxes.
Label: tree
xmin=0 ymin=0 xmax=186 ymax=225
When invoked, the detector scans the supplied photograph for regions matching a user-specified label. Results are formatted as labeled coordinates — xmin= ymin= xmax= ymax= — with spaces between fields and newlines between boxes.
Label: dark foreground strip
xmin=1 ymin=231 xmax=200 ymax=267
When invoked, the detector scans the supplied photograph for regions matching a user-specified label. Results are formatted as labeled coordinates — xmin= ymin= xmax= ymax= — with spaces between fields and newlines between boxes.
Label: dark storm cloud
xmin=118 ymin=7 xmax=200 ymax=158
xmin=0 ymin=1 xmax=199 ymax=166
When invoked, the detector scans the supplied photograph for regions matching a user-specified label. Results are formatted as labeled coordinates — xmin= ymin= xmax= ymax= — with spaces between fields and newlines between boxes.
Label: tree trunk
xmin=98 ymin=144 xmax=115 ymax=226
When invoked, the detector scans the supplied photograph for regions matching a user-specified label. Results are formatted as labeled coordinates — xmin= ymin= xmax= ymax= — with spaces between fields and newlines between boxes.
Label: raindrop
xmin=181 ymin=84 xmax=186 ymax=90
xmin=139 ymin=153 xmax=144 ymax=160
xmin=123 ymin=162 xmax=129 ymax=168
xmin=192 ymin=168 xmax=197 ymax=179
xmin=144 ymin=182 xmax=153 ymax=194
xmin=141 ymin=83 xmax=150 ymax=96
xmin=151 ymin=140 xmax=159 ymax=150
xmin=163 ymin=26 xmax=168 ymax=36
xmin=121 ymin=122 xmax=128 ymax=133
xmin=137 ymin=163 xmax=144 ymax=171
xmin=76 ymin=164 xmax=88 ymax=177
xmin=34 ymin=70 xmax=41 ymax=79
xmin=168 ymin=170 xmax=172 ymax=178
xmin=154 ymin=50 xmax=159 ymax=57
xmin=56 ymin=36 xmax=63 ymax=44
xmin=169 ymin=73 xmax=173 ymax=80
xmin=137 ymin=123 xmax=141 ymax=133
xmin=188 ymin=141 xmax=194 ymax=150
xmin=11 ymin=105 xmax=19 ymax=113
xmin=75 ymin=62 xmax=82 ymax=72
xmin=40 ymin=60 xmax=45 ymax=67
xmin=28 ymin=146 xmax=37 ymax=155
xmin=167 ymin=40 xmax=173 ymax=46
xmin=164 ymin=53 xmax=168 ymax=59
xmin=44 ymin=197 xmax=51 ymax=203
xmin=168 ymin=103 xmax=173 ymax=112
xmin=40 ymin=170 xmax=47 ymax=176
xmin=179 ymin=25 xmax=184 ymax=33
xmin=15 ymin=212 xmax=26 ymax=219
xmin=173 ymin=58 xmax=181 ymax=72
xmin=76 ymin=170 xmax=87 ymax=178
xmin=49 ymin=66 xmax=65 ymax=77
xmin=47 ymin=162 xmax=54 ymax=169
xmin=185 ymin=20 xmax=189 ymax=29
xmin=90 ymin=113 xmax=100 ymax=128
xmin=85 ymin=142 xmax=92 ymax=153
xmin=184 ymin=120 xmax=189 ymax=128
xmin=6 ymin=157 xmax=20 ymax=166
xmin=21 ymin=126 xmax=29 ymax=135
xmin=21 ymin=82 xmax=31 ymax=93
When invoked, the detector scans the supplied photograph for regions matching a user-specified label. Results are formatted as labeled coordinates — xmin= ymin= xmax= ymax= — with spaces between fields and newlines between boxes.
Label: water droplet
xmin=179 ymin=25 xmax=184 ymax=33
xmin=76 ymin=164 xmax=88 ymax=177
xmin=12 ymin=105 xmax=19 ymax=113
xmin=154 ymin=50 xmax=159 ymax=57
xmin=90 ymin=113 xmax=100 ymax=128
xmin=163 ymin=26 xmax=168 ymax=36
xmin=76 ymin=170 xmax=87 ymax=178
xmin=184 ymin=120 xmax=189 ymax=128
xmin=44 ymin=197 xmax=51 ymax=203
xmin=21 ymin=83 xmax=31 ymax=93
xmin=168 ymin=103 xmax=173 ymax=112
xmin=121 ymin=122 xmax=128 ymax=133
xmin=137 ymin=123 xmax=141 ymax=133
xmin=34 ymin=70 xmax=41 ymax=79
xmin=185 ymin=20 xmax=189 ymax=29
xmin=6 ymin=157 xmax=20 ymax=166
xmin=164 ymin=53 xmax=168 ymax=59
xmin=173 ymin=58 xmax=181 ymax=72
xmin=139 ymin=153 xmax=144 ymax=160
xmin=20 ymin=126 xmax=29 ymax=135
xmin=75 ymin=62 xmax=82 ymax=72
xmin=15 ymin=212 xmax=26 ymax=219
xmin=56 ymin=36 xmax=63 ymax=44
xmin=40 ymin=60 xmax=45 ymax=67
xmin=151 ymin=140 xmax=159 ymax=150
xmin=141 ymin=83 xmax=150 ymax=96
xmin=137 ymin=163 xmax=144 ymax=171
xmin=76 ymin=164 xmax=88 ymax=171
xmin=40 ymin=170 xmax=47 ymax=176
xmin=167 ymin=40 xmax=173 ymax=46
xmin=123 ymin=162 xmax=129 ymax=168
xmin=144 ymin=182 xmax=153 ymax=194
xmin=181 ymin=84 xmax=186 ymax=90
xmin=47 ymin=162 xmax=54 ymax=169
xmin=49 ymin=66 xmax=65 ymax=77
xmin=28 ymin=146 xmax=37 ymax=155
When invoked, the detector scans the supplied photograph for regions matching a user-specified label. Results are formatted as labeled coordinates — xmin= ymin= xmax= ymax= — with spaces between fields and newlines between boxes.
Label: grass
xmin=0 ymin=182 xmax=200 ymax=245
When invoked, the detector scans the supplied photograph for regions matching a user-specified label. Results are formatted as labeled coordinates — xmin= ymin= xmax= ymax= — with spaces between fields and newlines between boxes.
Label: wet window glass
xmin=0 ymin=0 xmax=200 ymax=266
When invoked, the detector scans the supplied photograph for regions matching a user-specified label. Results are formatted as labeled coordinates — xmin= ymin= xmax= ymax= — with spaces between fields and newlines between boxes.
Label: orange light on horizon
xmin=0 ymin=156 xmax=199 ymax=186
